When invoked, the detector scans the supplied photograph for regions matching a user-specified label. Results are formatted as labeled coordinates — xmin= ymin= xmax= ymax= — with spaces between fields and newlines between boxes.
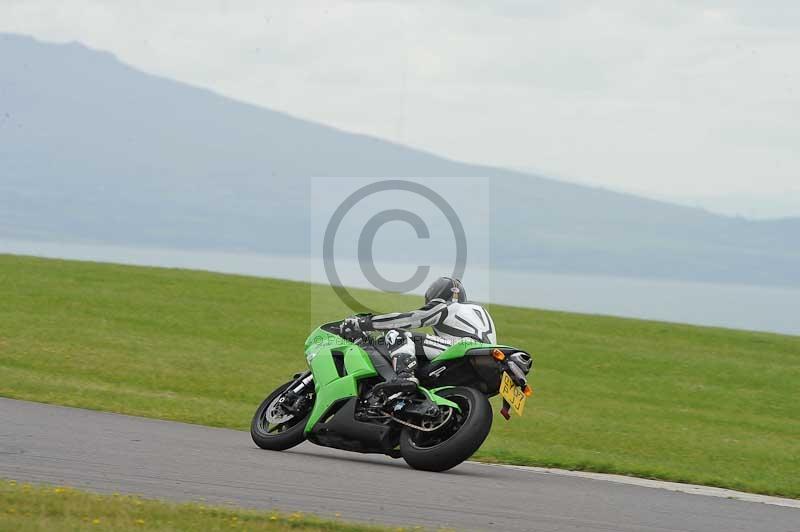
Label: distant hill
xmin=1 ymin=33 xmax=798 ymax=286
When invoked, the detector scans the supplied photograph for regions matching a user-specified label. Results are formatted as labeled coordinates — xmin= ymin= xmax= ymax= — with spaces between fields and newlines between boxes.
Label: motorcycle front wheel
xmin=399 ymin=386 xmax=492 ymax=472
xmin=250 ymin=380 xmax=313 ymax=451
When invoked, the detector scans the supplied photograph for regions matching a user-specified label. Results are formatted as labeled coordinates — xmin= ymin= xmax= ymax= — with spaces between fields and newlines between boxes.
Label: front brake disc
xmin=264 ymin=395 xmax=295 ymax=424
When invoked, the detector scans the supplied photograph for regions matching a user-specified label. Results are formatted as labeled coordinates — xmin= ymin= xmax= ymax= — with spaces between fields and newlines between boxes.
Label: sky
xmin=2 ymin=0 xmax=799 ymax=218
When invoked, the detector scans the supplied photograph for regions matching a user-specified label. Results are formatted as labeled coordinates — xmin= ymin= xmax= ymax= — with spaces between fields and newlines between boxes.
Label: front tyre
xmin=400 ymin=386 xmax=492 ymax=472
xmin=250 ymin=381 xmax=313 ymax=451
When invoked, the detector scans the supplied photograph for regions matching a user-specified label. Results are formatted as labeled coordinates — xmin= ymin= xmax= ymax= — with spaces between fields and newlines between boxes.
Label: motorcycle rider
xmin=339 ymin=277 xmax=496 ymax=393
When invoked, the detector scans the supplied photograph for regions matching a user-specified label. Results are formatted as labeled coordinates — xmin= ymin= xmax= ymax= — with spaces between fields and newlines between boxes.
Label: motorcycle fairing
xmin=303 ymin=325 xmax=462 ymax=434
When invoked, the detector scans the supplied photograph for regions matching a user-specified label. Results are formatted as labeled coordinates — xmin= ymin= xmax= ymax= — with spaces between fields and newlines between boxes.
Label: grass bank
xmin=0 ymin=479 xmax=400 ymax=531
xmin=1 ymin=255 xmax=798 ymax=497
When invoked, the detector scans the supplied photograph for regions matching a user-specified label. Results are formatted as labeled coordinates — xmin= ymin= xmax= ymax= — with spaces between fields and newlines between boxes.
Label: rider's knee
xmin=386 ymin=329 xmax=415 ymax=357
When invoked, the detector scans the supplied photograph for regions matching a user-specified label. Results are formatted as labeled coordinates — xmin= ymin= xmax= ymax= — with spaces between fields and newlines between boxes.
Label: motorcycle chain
xmin=386 ymin=408 xmax=453 ymax=432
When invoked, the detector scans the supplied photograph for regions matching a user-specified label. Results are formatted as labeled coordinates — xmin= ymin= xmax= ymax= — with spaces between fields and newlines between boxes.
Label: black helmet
xmin=425 ymin=277 xmax=466 ymax=304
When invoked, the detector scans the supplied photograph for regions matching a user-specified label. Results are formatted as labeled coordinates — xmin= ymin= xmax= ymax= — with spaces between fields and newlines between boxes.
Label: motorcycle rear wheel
xmin=399 ymin=386 xmax=492 ymax=472
xmin=250 ymin=381 xmax=313 ymax=451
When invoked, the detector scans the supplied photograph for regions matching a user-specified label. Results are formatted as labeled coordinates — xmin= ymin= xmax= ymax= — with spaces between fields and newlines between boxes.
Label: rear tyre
xmin=250 ymin=381 xmax=313 ymax=451
xmin=400 ymin=386 xmax=492 ymax=472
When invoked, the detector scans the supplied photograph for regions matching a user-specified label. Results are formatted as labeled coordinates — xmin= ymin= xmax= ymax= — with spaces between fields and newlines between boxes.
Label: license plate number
xmin=500 ymin=371 xmax=526 ymax=416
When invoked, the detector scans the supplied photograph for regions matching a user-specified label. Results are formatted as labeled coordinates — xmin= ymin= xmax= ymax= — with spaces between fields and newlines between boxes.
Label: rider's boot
xmin=374 ymin=352 xmax=418 ymax=394
xmin=373 ymin=332 xmax=419 ymax=395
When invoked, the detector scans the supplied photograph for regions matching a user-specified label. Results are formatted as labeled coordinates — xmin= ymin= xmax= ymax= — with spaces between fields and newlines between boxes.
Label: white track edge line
xmin=469 ymin=461 xmax=800 ymax=509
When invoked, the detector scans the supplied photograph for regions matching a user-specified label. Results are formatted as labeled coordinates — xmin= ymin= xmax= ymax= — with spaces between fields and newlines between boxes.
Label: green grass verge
xmin=1 ymin=255 xmax=799 ymax=498
xmin=0 ymin=479 xmax=402 ymax=531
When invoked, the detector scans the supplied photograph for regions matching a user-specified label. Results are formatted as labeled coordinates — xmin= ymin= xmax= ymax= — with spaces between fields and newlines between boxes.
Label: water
xmin=2 ymin=238 xmax=798 ymax=336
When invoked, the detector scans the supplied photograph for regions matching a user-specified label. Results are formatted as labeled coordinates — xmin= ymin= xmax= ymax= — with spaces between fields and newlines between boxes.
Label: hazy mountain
xmin=1 ymin=33 xmax=799 ymax=286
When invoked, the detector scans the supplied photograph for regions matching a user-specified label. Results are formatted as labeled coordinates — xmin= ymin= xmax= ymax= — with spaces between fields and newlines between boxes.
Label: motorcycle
xmin=250 ymin=319 xmax=534 ymax=471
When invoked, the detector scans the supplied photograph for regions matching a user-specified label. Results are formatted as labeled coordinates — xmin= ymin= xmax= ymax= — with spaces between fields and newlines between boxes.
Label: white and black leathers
xmin=364 ymin=298 xmax=497 ymax=360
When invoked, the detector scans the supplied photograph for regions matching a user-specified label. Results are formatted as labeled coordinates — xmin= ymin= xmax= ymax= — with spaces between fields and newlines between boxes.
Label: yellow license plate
xmin=500 ymin=371 xmax=527 ymax=416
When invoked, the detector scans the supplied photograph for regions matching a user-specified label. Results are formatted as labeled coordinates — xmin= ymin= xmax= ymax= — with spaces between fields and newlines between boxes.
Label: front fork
xmin=278 ymin=371 xmax=314 ymax=415
xmin=289 ymin=371 xmax=314 ymax=394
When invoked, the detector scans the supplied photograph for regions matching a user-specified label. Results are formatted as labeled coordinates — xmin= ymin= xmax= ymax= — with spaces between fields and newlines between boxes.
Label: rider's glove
xmin=342 ymin=316 xmax=360 ymax=331
xmin=339 ymin=316 xmax=363 ymax=341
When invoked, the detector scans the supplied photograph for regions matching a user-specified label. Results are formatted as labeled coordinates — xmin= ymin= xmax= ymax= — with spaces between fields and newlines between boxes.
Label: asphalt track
xmin=0 ymin=398 xmax=797 ymax=531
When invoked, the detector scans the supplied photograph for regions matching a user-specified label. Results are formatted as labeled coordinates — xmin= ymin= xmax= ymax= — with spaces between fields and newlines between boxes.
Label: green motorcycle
xmin=250 ymin=319 xmax=534 ymax=471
